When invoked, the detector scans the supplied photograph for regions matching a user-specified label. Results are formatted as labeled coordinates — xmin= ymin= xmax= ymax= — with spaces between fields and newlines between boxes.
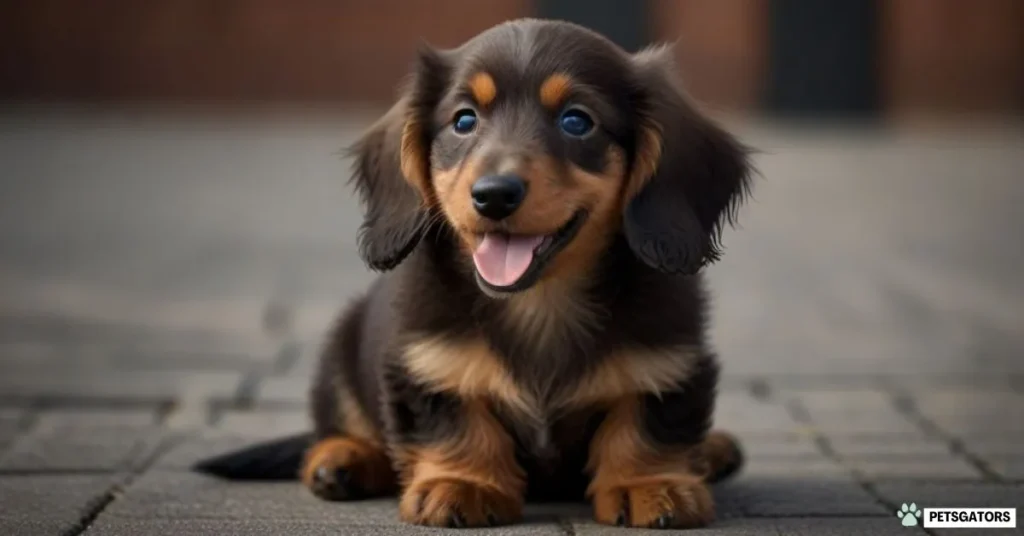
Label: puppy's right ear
xmin=348 ymin=46 xmax=451 ymax=271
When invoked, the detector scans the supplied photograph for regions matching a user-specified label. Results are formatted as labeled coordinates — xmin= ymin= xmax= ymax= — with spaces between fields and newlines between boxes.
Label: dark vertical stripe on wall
xmin=535 ymin=0 xmax=648 ymax=52
xmin=765 ymin=0 xmax=880 ymax=117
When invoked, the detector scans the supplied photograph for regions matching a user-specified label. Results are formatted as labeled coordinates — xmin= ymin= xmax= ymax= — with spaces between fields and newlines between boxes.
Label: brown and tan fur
xmin=195 ymin=18 xmax=753 ymax=530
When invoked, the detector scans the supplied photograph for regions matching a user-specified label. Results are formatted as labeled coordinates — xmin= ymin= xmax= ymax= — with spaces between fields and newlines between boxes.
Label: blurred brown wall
xmin=881 ymin=0 xmax=1024 ymax=117
xmin=651 ymin=0 xmax=768 ymax=112
xmin=1 ymin=0 xmax=1022 ymax=116
xmin=0 ymin=0 xmax=531 ymax=103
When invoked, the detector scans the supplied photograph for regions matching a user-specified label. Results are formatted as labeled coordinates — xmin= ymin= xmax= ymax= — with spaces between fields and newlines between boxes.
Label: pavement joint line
xmin=889 ymin=390 xmax=1003 ymax=483
xmin=60 ymin=431 xmax=187 ymax=536
xmin=233 ymin=370 xmax=264 ymax=409
xmin=748 ymin=378 xmax=772 ymax=401
xmin=269 ymin=339 xmax=304 ymax=375
xmin=780 ymin=395 xmax=913 ymax=526
xmin=164 ymin=399 xmax=214 ymax=429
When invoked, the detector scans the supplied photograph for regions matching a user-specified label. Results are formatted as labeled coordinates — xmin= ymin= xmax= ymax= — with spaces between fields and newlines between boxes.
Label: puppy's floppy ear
xmin=348 ymin=46 xmax=451 ymax=271
xmin=623 ymin=44 xmax=753 ymax=275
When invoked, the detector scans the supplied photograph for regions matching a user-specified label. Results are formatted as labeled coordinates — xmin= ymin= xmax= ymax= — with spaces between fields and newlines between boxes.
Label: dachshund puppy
xmin=195 ymin=18 xmax=753 ymax=530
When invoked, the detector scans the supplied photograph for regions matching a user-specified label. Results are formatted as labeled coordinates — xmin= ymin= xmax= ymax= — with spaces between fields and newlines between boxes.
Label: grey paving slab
xmin=0 ymin=407 xmax=26 ymax=445
xmin=574 ymin=517 xmax=920 ymax=535
xmin=849 ymin=457 xmax=984 ymax=481
xmin=153 ymin=434 xmax=287 ymax=470
xmin=986 ymin=457 xmax=1024 ymax=480
xmin=103 ymin=471 xmax=395 ymax=522
xmin=960 ymin=434 xmax=1024 ymax=457
xmin=802 ymin=411 xmax=929 ymax=438
xmin=572 ymin=518 xmax=778 ymax=535
xmin=735 ymin=435 xmax=822 ymax=459
xmin=872 ymin=481 xmax=1024 ymax=510
xmin=785 ymin=388 xmax=899 ymax=413
xmin=0 ymin=427 xmax=170 ymax=472
xmin=827 ymin=436 xmax=954 ymax=459
xmin=86 ymin=518 xmax=564 ymax=536
xmin=254 ymin=376 xmax=310 ymax=404
xmin=104 ymin=471 xmax=567 ymax=532
xmin=0 ymin=369 xmax=244 ymax=403
xmin=713 ymin=477 xmax=888 ymax=517
xmin=0 ymin=474 xmax=121 ymax=536
xmin=32 ymin=407 xmax=161 ymax=430
xmin=714 ymin=396 xmax=806 ymax=436
xmin=767 ymin=517 xmax=923 ymax=535
xmin=215 ymin=408 xmax=310 ymax=437
xmin=741 ymin=457 xmax=852 ymax=479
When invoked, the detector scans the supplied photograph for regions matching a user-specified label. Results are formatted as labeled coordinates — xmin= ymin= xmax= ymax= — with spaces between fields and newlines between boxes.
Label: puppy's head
xmin=350 ymin=19 xmax=751 ymax=295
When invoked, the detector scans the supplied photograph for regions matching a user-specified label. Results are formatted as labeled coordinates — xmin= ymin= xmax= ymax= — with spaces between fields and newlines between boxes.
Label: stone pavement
xmin=0 ymin=107 xmax=1022 ymax=535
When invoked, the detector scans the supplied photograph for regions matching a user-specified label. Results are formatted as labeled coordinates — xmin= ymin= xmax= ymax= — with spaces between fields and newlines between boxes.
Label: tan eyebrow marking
xmin=539 ymin=73 xmax=573 ymax=110
xmin=468 ymin=72 xmax=497 ymax=108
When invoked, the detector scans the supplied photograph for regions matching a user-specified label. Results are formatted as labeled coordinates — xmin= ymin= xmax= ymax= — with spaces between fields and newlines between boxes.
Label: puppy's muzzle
xmin=471 ymin=174 xmax=527 ymax=221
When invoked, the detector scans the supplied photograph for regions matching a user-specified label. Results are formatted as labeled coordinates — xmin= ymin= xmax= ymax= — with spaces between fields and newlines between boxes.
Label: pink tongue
xmin=473 ymin=234 xmax=545 ymax=287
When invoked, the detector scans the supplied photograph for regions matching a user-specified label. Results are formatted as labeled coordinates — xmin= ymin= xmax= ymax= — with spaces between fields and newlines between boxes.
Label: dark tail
xmin=192 ymin=433 xmax=313 ymax=481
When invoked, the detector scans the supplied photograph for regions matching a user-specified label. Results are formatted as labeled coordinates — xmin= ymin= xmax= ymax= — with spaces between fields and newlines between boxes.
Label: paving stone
xmin=804 ymin=411 xmax=929 ymax=438
xmin=103 ymin=471 xmax=390 ymax=522
xmin=985 ymin=457 xmax=1024 ymax=480
xmin=715 ymin=396 xmax=805 ymax=436
xmin=215 ymin=409 xmax=309 ymax=437
xmin=254 ymin=376 xmax=309 ymax=404
xmin=714 ymin=477 xmax=888 ymax=517
xmin=850 ymin=457 xmax=983 ymax=480
xmin=736 ymin=435 xmax=822 ymax=459
xmin=0 ymin=369 xmax=244 ymax=402
xmin=827 ymin=436 xmax=954 ymax=459
xmin=86 ymin=518 xmax=564 ymax=535
xmin=575 ymin=516 xmax=919 ymax=535
xmin=33 ymin=407 xmax=161 ymax=430
xmin=104 ymin=471 xmax=566 ymax=531
xmin=742 ymin=457 xmax=852 ymax=479
xmin=911 ymin=389 xmax=1024 ymax=417
xmin=0 ymin=474 xmax=121 ymax=535
xmin=0 ymin=407 xmax=26 ymax=445
xmin=768 ymin=517 xmax=919 ymax=535
xmin=572 ymin=517 xmax=778 ymax=535
xmin=154 ymin=434 xmax=290 ymax=470
xmin=873 ymin=481 xmax=1024 ymax=510
xmin=926 ymin=413 xmax=1024 ymax=436
xmin=787 ymin=388 xmax=899 ymax=413
xmin=959 ymin=434 xmax=1024 ymax=457
xmin=0 ymin=427 xmax=170 ymax=472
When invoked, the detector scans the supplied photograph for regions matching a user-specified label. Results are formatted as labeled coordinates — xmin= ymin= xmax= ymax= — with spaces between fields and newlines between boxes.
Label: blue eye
xmin=453 ymin=109 xmax=477 ymax=134
xmin=558 ymin=108 xmax=595 ymax=137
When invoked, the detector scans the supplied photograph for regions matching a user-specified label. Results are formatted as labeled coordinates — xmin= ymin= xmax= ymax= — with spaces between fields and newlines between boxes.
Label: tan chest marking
xmin=402 ymin=335 xmax=697 ymax=417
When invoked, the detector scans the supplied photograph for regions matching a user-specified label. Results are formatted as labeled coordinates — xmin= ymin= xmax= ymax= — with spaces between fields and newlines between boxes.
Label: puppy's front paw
xmin=591 ymin=476 xmax=714 ymax=529
xmin=301 ymin=437 xmax=395 ymax=501
xmin=399 ymin=478 xmax=523 ymax=528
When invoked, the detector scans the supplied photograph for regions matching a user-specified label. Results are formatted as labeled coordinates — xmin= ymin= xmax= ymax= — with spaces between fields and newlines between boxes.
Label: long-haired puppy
xmin=195 ymin=18 xmax=753 ymax=530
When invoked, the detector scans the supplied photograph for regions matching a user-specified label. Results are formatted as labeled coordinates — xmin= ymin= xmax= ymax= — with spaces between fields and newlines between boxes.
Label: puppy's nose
xmin=471 ymin=175 xmax=526 ymax=221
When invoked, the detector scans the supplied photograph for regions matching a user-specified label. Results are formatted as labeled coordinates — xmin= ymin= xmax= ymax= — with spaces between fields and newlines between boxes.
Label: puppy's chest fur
xmin=397 ymin=243 xmax=705 ymax=464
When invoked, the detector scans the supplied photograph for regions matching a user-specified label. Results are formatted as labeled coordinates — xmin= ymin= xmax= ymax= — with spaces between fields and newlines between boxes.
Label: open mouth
xmin=471 ymin=210 xmax=587 ymax=294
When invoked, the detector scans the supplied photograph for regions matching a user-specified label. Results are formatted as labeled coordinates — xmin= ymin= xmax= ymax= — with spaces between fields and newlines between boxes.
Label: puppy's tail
xmin=192 ymin=433 xmax=313 ymax=481
xmin=703 ymin=430 xmax=745 ymax=483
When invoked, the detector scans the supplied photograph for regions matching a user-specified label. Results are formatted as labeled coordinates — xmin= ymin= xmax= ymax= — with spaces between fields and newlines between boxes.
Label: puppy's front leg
xmin=587 ymin=388 xmax=738 ymax=529
xmin=385 ymin=368 xmax=525 ymax=528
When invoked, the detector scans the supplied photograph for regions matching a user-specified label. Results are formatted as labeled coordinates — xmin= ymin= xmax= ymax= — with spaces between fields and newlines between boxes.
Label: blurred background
xmin=0 ymin=0 xmax=1021 ymax=396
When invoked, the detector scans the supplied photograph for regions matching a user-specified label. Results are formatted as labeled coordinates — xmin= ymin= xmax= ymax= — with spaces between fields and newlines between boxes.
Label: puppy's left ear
xmin=623 ymin=44 xmax=753 ymax=275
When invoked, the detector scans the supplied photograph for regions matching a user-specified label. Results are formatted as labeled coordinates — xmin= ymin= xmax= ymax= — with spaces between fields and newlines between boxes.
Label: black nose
xmin=471 ymin=175 xmax=526 ymax=221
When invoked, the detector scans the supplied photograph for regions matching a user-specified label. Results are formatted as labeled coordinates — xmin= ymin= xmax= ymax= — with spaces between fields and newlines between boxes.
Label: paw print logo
xmin=897 ymin=503 xmax=922 ymax=527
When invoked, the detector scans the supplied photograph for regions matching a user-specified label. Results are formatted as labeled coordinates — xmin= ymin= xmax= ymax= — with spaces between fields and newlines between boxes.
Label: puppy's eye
xmin=452 ymin=109 xmax=478 ymax=135
xmin=558 ymin=108 xmax=595 ymax=137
